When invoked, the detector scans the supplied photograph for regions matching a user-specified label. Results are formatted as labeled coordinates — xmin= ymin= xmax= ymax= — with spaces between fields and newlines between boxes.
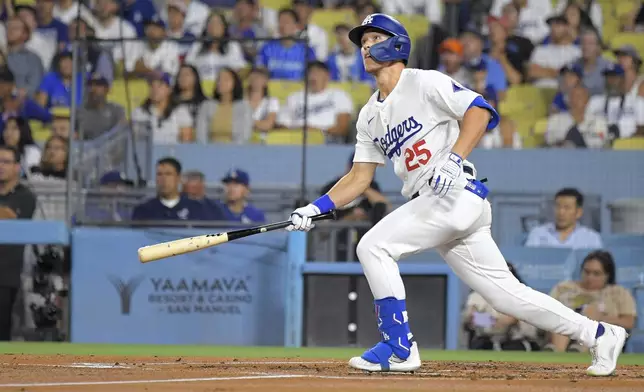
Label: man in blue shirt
xmin=525 ymin=188 xmax=603 ymax=249
xmin=0 ymin=69 xmax=51 ymax=136
xmin=36 ymin=0 xmax=69 ymax=49
xmin=121 ymin=0 xmax=158 ymax=37
xmin=132 ymin=157 xmax=215 ymax=221
xmin=219 ymin=169 xmax=266 ymax=224
xmin=256 ymin=8 xmax=316 ymax=80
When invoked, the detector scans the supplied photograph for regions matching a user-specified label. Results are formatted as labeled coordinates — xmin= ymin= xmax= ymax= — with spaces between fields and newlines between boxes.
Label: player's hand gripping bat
xmin=138 ymin=210 xmax=337 ymax=263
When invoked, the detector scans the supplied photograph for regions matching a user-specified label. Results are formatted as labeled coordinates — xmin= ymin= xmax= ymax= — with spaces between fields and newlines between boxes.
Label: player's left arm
xmin=424 ymin=70 xmax=500 ymax=160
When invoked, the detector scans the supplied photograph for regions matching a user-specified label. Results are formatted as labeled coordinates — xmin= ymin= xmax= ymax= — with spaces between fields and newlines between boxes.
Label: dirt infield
xmin=0 ymin=354 xmax=643 ymax=391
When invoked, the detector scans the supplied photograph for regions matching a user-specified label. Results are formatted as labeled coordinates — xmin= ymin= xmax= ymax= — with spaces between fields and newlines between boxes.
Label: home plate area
xmin=0 ymin=355 xmax=642 ymax=391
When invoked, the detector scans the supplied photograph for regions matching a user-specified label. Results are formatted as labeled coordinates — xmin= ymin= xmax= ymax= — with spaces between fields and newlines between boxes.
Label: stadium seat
xmin=108 ymin=78 xmax=149 ymax=115
xmin=201 ymin=79 xmax=216 ymax=98
xmin=603 ymin=234 xmax=644 ymax=248
xmin=611 ymin=33 xmax=644 ymax=61
xmin=499 ymin=246 xmax=576 ymax=294
xmin=330 ymin=81 xmax=374 ymax=107
xmin=259 ymin=0 xmax=290 ymax=10
xmin=532 ymin=117 xmax=549 ymax=136
xmin=499 ymin=85 xmax=549 ymax=119
xmin=613 ymin=137 xmax=644 ymax=150
xmin=29 ymin=121 xmax=51 ymax=143
xmin=392 ymin=14 xmax=430 ymax=44
xmin=615 ymin=0 xmax=639 ymax=18
xmin=267 ymin=80 xmax=304 ymax=103
xmin=310 ymin=9 xmax=355 ymax=49
xmin=255 ymin=128 xmax=326 ymax=145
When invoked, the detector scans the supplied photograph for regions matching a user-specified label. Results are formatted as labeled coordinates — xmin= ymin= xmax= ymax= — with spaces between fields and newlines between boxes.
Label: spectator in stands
xmin=4 ymin=16 xmax=44 ymax=97
xmin=437 ymin=38 xmax=470 ymax=86
xmin=256 ymin=8 xmax=316 ymax=80
xmin=460 ymin=27 xmax=507 ymax=100
xmin=93 ymin=0 xmax=138 ymax=65
xmin=181 ymin=170 xmax=225 ymax=220
xmin=54 ymin=0 xmax=97 ymax=27
xmin=615 ymin=45 xmax=644 ymax=100
xmin=353 ymin=1 xmax=380 ymax=24
xmin=550 ymin=64 xmax=582 ymax=114
xmin=525 ymin=188 xmax=603 ymax=249
xmin=570 ymin=29 xmax=610 ymax=97
xmin=546 ymin=84 xmax=607 ymax=148
xmin=196 ymin=67 xmax=252 ymax=143
xmin=126 ymin=16 xmax=180 ymax=78
xmin=219 ymin=168 xmax=265 ymax=224
xmin=278 ymin=61 xmax=353 ymax=143
xmin=185 ymin=12 xmax=247 ymax=82
xmin=486 ymin=5 xmax=534 ymax=85
xmin=161 ymin=0 xmax=210 ymax=36
xmin=546 ymin=250 xmax=636 ymax=352
xmin=120 ymin=0 xmax=157 ymax=37
xmin=30 ymin=135 xmax=68 ymax=180
xmin=247 ymin=67 xmax=279 ymax=134
xmin=36 ymin=51 xmax=84 ymax=109
xmin=36 ymin=0 xmax=68 ymax=50
xmin=172 ymin=64 xmax=207 ymax=128
xmin=82 ymin=170 xmax=134 ymax=222
xmin=165 ymin=0 xmax=196 ymax=58
xmin=463 ymin=262 xmax=540 ymax=351
xmin=381 ymin=0 xmax=442 ymax=25
xmin=585 ymin=63 xmax=644 ymax=141
xmin=77 ymin=73 xmax=125 ymax=140
xmin=527 ymin=15 xmax=581 ymax=89
xmin=0 ymin=144 xmax=36 ymax=341
xmin=0 ymin=69 xmax=51 ymax=134
xmin=229 ymin=0 xmax=268 ymax=63
xmin=49 ymin=107 xmax=72 ymax=139
xmin=15 ymin=1 xmax=56 ymax=71
xmin=0 ymin=116 xmax=40 ymax=172
xmin=320 ymin=153 xmax=389 ymax=261
xmin=132 ymin=72 xmax=193 ymax=143
xmin=67 ymin=17 xmax=114 ymax=84
xmin=555 ymin=0 xmax=602 ymax=35
xmin=490 ymin=0 xmax=552 ymax=44
xmin=132 ymin=157 xmax=214 ymax=221
xmin=327 ymin=23 xmax=372 ymax=85
xmin=292 ymin=0 xmax=328 ymax=61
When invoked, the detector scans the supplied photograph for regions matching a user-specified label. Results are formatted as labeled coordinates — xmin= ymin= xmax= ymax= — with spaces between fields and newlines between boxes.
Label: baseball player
xmin=286 ymin=14 xmax=627 ymax=376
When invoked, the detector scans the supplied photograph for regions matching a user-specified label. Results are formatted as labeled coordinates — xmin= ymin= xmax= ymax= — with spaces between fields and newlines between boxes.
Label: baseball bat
xmin=137 ymin=210 xmax=337 ymax=263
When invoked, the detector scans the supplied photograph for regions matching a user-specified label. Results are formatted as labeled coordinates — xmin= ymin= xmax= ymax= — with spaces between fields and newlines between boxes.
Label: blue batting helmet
xmin=348 ymin=13 xmax=411 ymax=64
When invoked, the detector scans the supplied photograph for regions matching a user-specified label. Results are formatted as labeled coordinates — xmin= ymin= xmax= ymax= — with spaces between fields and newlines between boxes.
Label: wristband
xmin=449 ymin=152 xmax=463 ymax=165
xmin=312 ymin=194 xmax=336 ymax=214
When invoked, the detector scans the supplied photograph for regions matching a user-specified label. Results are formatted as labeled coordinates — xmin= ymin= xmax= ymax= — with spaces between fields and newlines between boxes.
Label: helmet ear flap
xmin=368 ymin=35 xmax=411 ymax=64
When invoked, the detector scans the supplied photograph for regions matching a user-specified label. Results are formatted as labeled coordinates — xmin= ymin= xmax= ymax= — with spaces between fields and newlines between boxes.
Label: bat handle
xmin=311 ymin=210 xmax=337 ymax=222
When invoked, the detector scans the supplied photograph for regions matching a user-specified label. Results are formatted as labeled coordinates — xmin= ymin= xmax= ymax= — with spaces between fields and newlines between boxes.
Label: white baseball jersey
xmin=353 ymin=69 xmax=483 ymax=199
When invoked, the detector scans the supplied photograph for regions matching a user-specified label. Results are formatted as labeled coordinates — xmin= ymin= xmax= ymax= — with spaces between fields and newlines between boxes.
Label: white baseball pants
xmin=355 ymin=178 xmax=599 ymax=347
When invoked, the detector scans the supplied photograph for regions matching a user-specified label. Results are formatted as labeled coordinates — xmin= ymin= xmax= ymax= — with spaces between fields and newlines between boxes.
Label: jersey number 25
xmin=404 ymin=140 xmax=431 ymax=172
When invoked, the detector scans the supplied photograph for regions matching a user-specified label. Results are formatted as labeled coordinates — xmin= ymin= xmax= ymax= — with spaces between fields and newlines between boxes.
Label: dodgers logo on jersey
xmin=373 ymin=116 xmax=423 ymax=159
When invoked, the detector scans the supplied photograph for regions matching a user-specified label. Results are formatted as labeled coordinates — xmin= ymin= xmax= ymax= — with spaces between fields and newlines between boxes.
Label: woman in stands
xmin=172 ymin=64 xmax=207 ymax=129
xmin=555 ymin=0 xmax=603 ymax=35
xmin=131 ymin=72 xmax=193 ymax=144
xmin=246 ymin=67 xmax=279 ymax=137
xmin=462 ymin=262 xmax=541 ymax=351
xmin=184 ymin=12 xmax=247 ymax=82
xmin=546 ymin=250 xmax=636 ymax=352
xmin=0 ymin=116 xmax=40 ymax=172
xmin=30 ymin=135 xmax=67 ymax=180
xmin=196 ymin=67 xmax=252 ymax=143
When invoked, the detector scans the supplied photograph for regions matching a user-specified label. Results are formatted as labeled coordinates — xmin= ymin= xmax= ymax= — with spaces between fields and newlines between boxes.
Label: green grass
xmin=0 ymin=343 xmax=643 ymax=365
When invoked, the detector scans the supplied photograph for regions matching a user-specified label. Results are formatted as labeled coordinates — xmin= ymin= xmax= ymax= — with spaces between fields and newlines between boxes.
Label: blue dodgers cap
xmin=603 ymin=63 xmax=625 ymax=76
xmin=222 ymin=169 xmax=250 ymax=186
xmin=147 ymin=72 xmax=172 ymax=86
xmin=560 ymin=63 xmax=583 ymax=77
xmin=100 ymin=170 xmax=134 ymax=186
xmin=143 ymin=14 xmax=166 ymax=29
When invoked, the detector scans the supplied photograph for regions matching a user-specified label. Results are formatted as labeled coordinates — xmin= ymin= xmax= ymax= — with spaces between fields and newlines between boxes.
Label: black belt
xmin=410 ymin=166 xmax=476 ymax=200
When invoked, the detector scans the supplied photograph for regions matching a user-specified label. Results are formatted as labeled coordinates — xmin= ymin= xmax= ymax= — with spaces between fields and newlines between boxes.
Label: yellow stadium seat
xmin=255 ymin=128 xmax=326 ymax=145
xmin=259 ymin=0 xmax=290 ymax=10
xmin=602 ymin=50 xmax=617 ymax=62
xmin=392 ymin=14 xmax=429 ymax=43
xmin=311 ymin=9 xmax=355 ymax=49
xmin=267 ymin=80 xmax=304 ymax=103
xmin=499 ymin=85 xmax=549 ymax=119
xmin=613 ymin=137 xmax=644 ymax=150
xmin=29 ymin=121 xmax=51 ymax=143
xmin=615 ymin=0 xmax=639 ymax=17
xmin=532 ymin=117 xmax=549 ymax=136
xmin=611 ymin=33 xmax=644 ymax=60
xmin=201 ymin=79 xmax=216 ymax=98
xmin=330 ymin=81 xmax=374 ymax=108
xmin=108 ymin=78 xmax=149 ymax=115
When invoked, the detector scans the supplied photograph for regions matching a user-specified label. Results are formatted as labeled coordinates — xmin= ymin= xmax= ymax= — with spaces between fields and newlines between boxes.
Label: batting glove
xmin=430 ymin=152 xmax=463 ymax=198
xmin=286 ymin=203 xmax=320 ymax=232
